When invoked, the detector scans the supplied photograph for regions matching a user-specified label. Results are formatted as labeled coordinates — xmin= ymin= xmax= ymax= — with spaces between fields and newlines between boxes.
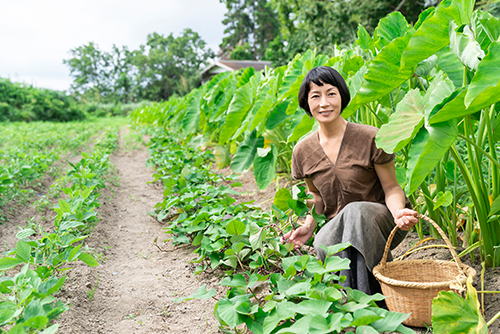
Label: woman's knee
xmin=343 ymin=201 xmax=390 ymax=217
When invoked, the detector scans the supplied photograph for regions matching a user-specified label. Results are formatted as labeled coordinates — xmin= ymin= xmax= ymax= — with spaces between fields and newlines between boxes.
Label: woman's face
xmin=307 ymin=81 xmax=342 ymax=124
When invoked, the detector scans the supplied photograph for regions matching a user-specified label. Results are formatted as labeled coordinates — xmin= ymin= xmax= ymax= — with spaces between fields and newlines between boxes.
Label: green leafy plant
xmin=0 ymin=123 xmax=119 ymax=333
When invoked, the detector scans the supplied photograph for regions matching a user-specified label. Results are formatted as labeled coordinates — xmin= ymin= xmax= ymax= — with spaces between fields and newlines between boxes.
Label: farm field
xmin=0 ymin=115 xmax=500 ymax=333
xmin=2 ymin=119 xmax=499 ymax=334
xmin=2 ymin=2 xmax=500 ymax=333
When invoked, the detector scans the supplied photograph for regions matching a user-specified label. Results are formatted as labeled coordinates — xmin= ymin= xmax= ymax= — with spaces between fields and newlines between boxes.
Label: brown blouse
xmin=291 ymin=122 xmax=395 ymax=220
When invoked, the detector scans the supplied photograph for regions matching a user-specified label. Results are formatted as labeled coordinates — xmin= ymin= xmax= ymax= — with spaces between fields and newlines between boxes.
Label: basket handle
xmin=379 ymin=214 xmax=466 ymax=275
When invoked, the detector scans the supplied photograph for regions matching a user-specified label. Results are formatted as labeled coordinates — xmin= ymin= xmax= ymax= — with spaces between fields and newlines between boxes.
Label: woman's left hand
xmin=393 ymin=209 xmax=418 ymax=231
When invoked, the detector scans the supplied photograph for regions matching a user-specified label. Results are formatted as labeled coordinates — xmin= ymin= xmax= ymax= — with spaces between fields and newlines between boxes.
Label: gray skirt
xmin=313 ymin=201 xmax=407 ymax=295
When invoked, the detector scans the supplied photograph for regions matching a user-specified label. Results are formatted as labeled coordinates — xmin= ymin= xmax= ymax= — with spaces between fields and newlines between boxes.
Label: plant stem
xmin=450 ymin=145 xmax=495 ymax=266
xmin=458 ymin=133 xmax=500 ymax=168
xmin=481 ymin=261 xmax=485 ymax=315
xmin=487 ymin=310 xmax=500 ymax=327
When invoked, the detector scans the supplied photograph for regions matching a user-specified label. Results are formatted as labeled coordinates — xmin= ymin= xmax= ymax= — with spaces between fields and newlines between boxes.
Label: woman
xmin=283 ymin=66 xmax=418 ymax=295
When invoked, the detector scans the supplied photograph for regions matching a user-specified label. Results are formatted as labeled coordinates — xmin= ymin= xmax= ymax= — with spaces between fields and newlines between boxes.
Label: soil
xmin=56 ymin=131 xmax=224 ymax=334
xmin=2 ymin=127 xmax=499 ymax=334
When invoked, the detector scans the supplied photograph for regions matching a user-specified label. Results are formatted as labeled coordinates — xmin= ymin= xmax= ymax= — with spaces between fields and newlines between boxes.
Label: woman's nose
xmin=319 ymin=95 xmax=329 ymax=106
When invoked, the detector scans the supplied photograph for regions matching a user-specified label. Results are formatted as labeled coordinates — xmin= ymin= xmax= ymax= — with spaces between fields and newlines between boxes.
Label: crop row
xmin=0 ymin=126 xmax=119 ymax=334
xmin=0 ymin=119 xmax=122 ymax=220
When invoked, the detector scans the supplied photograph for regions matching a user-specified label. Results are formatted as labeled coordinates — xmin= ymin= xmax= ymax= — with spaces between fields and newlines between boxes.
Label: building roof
xmin=200 ymin=60 xmax=272 ymax=77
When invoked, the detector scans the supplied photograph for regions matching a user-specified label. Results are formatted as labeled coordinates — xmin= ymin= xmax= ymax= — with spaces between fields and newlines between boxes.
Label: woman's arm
xmin=305 ymin=178 xmax=324 ymax=214
xmin=282 ymin=178 xmax=322 ymax=248
xmin=374 ymin=162 xmax=418 ymax=231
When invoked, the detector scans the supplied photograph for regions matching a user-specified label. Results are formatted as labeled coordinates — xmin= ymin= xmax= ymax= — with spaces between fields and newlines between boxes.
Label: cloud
xmin=0 ymin=0 xmax=226 ymax=91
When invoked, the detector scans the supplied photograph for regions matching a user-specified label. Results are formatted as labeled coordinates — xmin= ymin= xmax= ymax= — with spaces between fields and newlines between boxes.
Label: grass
xmin=87 ymin=275 xmax=99 ymax=301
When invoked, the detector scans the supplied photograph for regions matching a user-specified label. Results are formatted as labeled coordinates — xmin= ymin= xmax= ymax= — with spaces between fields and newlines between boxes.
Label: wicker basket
xmin=372 ymin=214 xmax=476 ymax=327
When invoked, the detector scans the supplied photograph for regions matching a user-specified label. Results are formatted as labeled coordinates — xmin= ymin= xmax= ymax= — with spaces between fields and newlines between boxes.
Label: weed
xmin=87 ymin=275 xmax=99 ymax=301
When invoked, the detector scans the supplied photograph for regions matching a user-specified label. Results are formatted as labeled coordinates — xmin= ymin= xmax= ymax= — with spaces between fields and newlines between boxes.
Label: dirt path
xmin=58 ymin=130 xmax=223 ymax=334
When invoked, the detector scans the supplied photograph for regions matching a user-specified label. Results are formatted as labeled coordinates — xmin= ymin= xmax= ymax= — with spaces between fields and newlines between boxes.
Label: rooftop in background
xmin=200 ymin=59 xmax=272 ymax=83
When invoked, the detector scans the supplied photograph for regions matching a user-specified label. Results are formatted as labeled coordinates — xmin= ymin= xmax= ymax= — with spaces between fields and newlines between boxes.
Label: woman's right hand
xmin=281 ymin=220 xmax=316 ymax=249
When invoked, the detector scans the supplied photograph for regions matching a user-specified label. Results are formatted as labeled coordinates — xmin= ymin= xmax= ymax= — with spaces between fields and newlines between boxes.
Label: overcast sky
xmin=0 ymin=1 xmax=226 ymax=91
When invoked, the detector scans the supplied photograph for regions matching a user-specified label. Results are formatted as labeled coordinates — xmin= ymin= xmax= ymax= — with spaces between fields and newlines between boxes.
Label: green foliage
xmin=0 ymin=121 xmax=110 ymax=219
xmin=64 ymin=29 xmax=214 ymax=103
xmin=432 ymin=276 xmax=488 ymax=333
xmin=266 ymin=0 xmax=426 ymax=65
xmin=134 ymin=2 xmax=500 ymax=268
xmin=0 ymin=123 xmax=119 ymax=333
xmin=230 ymin=42 xmax=254 ymax=60
xmin=0 ymin=79 xmax=86 ymax=122
xmin=219 ymin=0 xmax=280 ymax=60
xmin=145 ymin=128 xmax=413 ymax=333
xmin=134 ymin=1 xmax=500 ymax=330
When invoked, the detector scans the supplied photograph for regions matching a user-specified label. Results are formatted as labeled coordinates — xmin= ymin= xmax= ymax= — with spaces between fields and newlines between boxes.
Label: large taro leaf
xmin=206 ymin=71 xmax=231 ymax=108
xmin=250 ymin=74 xmax=278 ymax=132
xmin=231 ymin=81 xmax=272 ymax=141
xmin=356 ymin=24 xmax=376 ymax=55
xmin=414 ymin=7 xmax=436 ymax=30
xmin=230 ymin=130 xmax=265 ymax=173
xmin=449 ymin=21 xmax=484 ymax=71
xmin=237 ymin=67 xmax=255 ymax=88
xmin=346 ymin=65 xmax=368 ymax=99
xmin=312 ymin=54 xmax=329 ymax=68
xmin=472 ymin=11 xmax=500 ymax=52
xmin=208 ymin=75 xmax=237 ymax=122
xmin=423 ymin=73 xmax=456 ymax=119
xmin=182 ymin=89 xmax=203 ymax=133
xmin=400 ymin=0 xmax=463 ymax=71
xmin=219 ymin=83 xmax=254 ymax=144
xmin=432 ymin=277 xmax=488 ymax=334
xmin=406 ymin=120 xmax=458 ymax=194
xmin=376 ymin=89 xmax=425 ymax=154
xmin=340 ymin=57 xmax=364 ymax=81
xmin=415 ymin=55 xmax=438 ymax=77
xmin=214 ymin=144 xmax=231 ymax=169
xmin=253 ymin=145 xmax=277 ymax=190
xmin=458 ymin=0 xmax=475 ymax=25
xmin=277 ymin=51 xmax=309 ymax=101
xmin=428 ymin=84 xmax=500 ymax=124
xmin=212 ymin=86 xmax=238 ymax=123
xmin=246 ymin=84 xmax=273 ymax=132
xmin=465 ymin=41 xmax=500 ymax=107
xmin=373 ymin=11 xmax=410 ymax=51
xmin=343 ymin=31 xmax=414 ymax=118
xmin=436 ymin=46 xmax=464 ymax=87
xmin=266 ymin=99 xmax=293 ymax=130
xmin=287 ymin=114 xmax=315 ymax=143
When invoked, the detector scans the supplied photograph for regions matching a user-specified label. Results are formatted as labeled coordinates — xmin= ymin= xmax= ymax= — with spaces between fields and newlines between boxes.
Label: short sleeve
xmin=291 ymin=147 xmax=304 ymax=180
xmin=371 ymin=138 xmax=395 ymax=165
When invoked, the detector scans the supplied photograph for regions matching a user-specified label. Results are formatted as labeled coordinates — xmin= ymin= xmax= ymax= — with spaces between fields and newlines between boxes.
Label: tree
xmin=134 ymin=29 xmax=215 ymax=100
xmin=63 ymin=29 xmax=214 ymax=102
xmin=64 ymin=42 xmax=113 ymax=101
xmin=266 ymin=0 xmax=426 ymax=66
xmin=219 ymin=0 xmax=280 ymax=60
xmin=109 ymin=45 xmax=136 ymax=102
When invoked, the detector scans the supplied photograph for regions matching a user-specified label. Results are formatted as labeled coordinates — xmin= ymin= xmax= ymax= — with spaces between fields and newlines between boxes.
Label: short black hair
xmin=298 ymin=66 xmax=351 ymax=116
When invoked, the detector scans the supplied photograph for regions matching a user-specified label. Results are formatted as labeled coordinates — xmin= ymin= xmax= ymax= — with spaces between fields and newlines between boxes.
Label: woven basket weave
xmin=372 ymin=214 xmax=476 ymax=327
